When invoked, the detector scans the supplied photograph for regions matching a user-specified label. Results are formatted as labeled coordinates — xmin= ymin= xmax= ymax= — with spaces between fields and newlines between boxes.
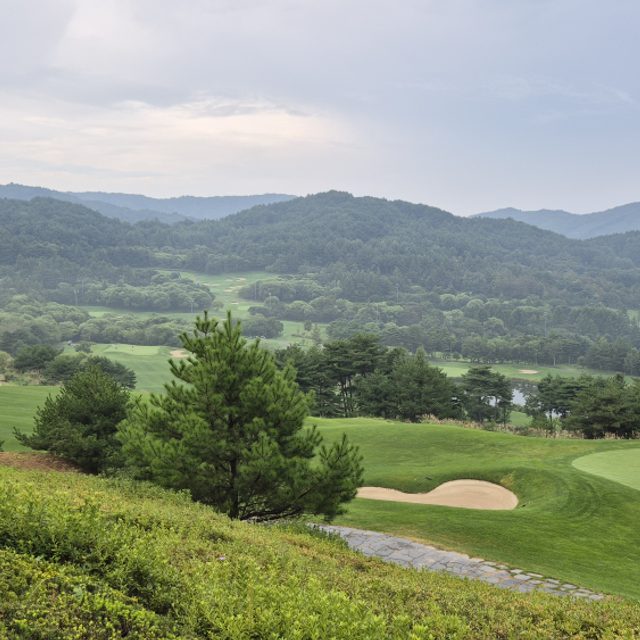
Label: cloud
xmin=0 ymin=0 xmax=639 ymax=212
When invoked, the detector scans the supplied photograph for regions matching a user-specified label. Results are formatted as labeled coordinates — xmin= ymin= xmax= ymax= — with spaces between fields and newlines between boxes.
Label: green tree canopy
xmin=565 ymin=375 xmax=640 ymax=439
xmin=15 ymin=366 xmax=130 ymax=472
xmin=460 ymin=365 xmax=512 ymax=425
xmin=118 ymin=312 xmax=363 ymax=521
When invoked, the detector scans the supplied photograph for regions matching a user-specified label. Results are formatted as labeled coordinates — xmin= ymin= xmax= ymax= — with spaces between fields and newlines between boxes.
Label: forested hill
xmin=475 ymin=202 xmax=640 ymax=239
xmin=1 ymin=192 xmax=640 ymax=309
xmin=166 ymin=191 xmax=638 ymax=307
xmin=0 ymin=182 xmax=295 ymax=224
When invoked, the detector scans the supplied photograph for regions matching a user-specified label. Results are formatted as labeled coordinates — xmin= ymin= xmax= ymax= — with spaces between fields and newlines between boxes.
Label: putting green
xmin=572 ymin=449 xmax=640 ymax=491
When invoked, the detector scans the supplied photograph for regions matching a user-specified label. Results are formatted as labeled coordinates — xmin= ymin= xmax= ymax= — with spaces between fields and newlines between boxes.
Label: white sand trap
xmin=518 ymin=369 xmax=539 ymax=375
xmin=169 ymin=349 xmax=189 ymax=359
xmin=357 ymin=479 xmax=518 ymax=510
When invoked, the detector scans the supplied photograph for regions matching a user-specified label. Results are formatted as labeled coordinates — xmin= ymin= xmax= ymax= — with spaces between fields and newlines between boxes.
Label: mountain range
xmin=3 ymin=181 xmax=639 ymax=240
xmin=474 ymin=203 xmax=640 ymax=239
xmin=0 ymin=183 xmax=295 ymax=224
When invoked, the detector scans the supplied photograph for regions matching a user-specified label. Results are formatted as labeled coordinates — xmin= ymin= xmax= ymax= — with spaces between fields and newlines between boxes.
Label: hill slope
xmin=0 ymin=463 xmax=638 ymax=638
xmin=0 ymin=182 xmax=295 ymax=223
xmin=475 ymin=202 xmax=640 ymax=239
xmin=3 ymin=192 xmax=640 ymax=307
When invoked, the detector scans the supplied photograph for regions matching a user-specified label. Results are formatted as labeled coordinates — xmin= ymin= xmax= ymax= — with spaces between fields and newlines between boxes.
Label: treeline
xmin=526 ymin=374 xmax=640 ymax=438
xmin=246 ymin=280 xmax=640 ymax=372
xmin=275 ymin=335 xmax=513 ymax=424
xmin=52 ymin=273 xmax=214 ymax=312
xmin=275 ymin=333 xmax=640 ymax=439
xmin=0 ymin=297 xmax=188 ymax=354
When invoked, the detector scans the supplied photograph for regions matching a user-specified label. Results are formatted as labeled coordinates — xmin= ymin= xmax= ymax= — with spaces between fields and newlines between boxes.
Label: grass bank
xmin=316 ymin=417 xmax=640 ymax=599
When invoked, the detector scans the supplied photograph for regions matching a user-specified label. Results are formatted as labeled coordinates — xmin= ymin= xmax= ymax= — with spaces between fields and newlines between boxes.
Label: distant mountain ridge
xmin=474 ymin=203 xmax=640 ymax=239
xmin=0 ymin=183 xmax=295 ymax=224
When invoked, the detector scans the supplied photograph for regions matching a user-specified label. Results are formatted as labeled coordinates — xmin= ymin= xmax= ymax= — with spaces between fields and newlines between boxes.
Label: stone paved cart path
xmin=319 ymin=525 xmax=604 ymax=600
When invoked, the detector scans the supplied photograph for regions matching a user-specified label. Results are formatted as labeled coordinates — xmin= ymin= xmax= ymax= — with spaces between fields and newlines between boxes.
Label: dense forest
xmin=2 ymin=193 xmax=640 ymax=372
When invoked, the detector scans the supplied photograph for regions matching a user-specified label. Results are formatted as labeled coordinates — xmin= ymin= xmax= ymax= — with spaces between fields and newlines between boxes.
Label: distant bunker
xmin=357 ymin=479 xmax=518 ymax=510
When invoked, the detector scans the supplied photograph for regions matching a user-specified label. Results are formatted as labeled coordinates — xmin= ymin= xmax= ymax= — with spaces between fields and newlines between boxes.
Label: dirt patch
xmin=170 ymin=349 xmax=189 ymax=359
xmin=0 ymin=452 xmax=78 ymax=473
xmin=518 ymin=369 xmax=539 ymax=375
xmin=357 ymin=479 xmax=518 ymax=510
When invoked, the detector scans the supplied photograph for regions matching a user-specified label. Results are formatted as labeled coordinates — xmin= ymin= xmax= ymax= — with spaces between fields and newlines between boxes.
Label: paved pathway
xmin=318 ymin=525 xmax=604 ymax=600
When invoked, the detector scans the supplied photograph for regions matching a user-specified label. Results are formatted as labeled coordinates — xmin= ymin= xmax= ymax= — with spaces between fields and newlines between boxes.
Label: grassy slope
xmin=0 ymin=386 xmax=58 ymax=451
xmin=316 ymin=417 xmax=640 ymax=599
xmin=0 ymin=465 xmax=638 ymax=639
xmin=573 ymin=449 xmax=640 ymax=491
xmin=89 ymin=344 xmax=174 ymax=393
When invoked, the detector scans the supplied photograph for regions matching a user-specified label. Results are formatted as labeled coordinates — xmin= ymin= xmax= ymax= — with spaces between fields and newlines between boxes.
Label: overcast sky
xmin=1 ymin=0 xmax=638 ymax=214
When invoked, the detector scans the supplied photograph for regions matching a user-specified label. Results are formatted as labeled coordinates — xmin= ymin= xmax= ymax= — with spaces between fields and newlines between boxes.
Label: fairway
xmin=430 ymin=359 xmax=620 ymax=381
xmin=89 ymin=344 xmax=175 ymax=393
xmin=0 ymin=386 xmax=58 ymax=451
xmin=572 ymin=449 xmax=640 ymax=491
xmin=316 ymin=417 xmax=640 ymax=599
xmin=80 ymin=270 xmax=327 ymax=354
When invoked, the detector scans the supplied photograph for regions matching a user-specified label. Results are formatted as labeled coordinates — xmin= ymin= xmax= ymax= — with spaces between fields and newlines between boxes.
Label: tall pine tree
xmin=119 ymin=312 xmax=363 ymax=521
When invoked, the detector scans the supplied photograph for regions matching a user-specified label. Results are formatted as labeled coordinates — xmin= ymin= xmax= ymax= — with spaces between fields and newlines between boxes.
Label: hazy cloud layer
xmin=1 ymin=0 xmax=638 ymax=213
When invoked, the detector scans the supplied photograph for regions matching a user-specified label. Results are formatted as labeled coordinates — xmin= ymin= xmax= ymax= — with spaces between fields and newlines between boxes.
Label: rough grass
xmin=315 ymin=417 xmax=640 ymax=600
xmin=572 ymin=449 xmax=640 ymax=491
xmin=0 ymin=465 xmax=639 ymax=638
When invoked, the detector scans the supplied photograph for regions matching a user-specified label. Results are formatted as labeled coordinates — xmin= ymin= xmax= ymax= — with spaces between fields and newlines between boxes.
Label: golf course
xmin=3 ymin=384 xmax=640 ymax=601
xmin=317 ymin=417 xmax=640 ymax=600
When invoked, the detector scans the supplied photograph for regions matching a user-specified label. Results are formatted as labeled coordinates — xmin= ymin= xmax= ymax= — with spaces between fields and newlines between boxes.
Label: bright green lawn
xmin=573 ymin=449 xmax=640 ymax=491
xmin=89 ymin=344 xmax=175 ymax=393
xmin=0 ymin=386 xmax=58 ymax=451
xmin=508 ymin=410 xmax=530 ymax=427
xmin=430 ymin=359 xmax=618 ymax=381
xmin=316 ymin=417 xmax=640 ymax=599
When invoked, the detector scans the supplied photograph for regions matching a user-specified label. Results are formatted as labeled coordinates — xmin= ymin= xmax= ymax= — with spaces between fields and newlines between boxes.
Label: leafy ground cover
xmin=572 ymin=449 xmax=640 ymax=491
xmin=316 ymin=417 xmax=640 ymax=600
xmin=0 ymin=464 xmax=639 ymax=638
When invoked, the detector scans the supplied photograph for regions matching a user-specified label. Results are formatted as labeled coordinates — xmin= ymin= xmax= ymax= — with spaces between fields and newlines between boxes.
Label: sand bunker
xmin=518 ymin=369 xmax=539 ymax=375
xmin=170 ymin=349 xmax=189 ymax=359
xmin=357 ymin=479 xmax=518 ymax=510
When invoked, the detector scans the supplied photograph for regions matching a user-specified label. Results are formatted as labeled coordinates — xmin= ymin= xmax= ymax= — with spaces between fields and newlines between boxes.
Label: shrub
xmin=15 ymin=367 xmax=129 ymax=472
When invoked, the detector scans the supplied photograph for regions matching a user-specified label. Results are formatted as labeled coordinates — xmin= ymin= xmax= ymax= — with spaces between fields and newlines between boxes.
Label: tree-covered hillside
xmin=3 ymin=193 xmax=640 ymax=372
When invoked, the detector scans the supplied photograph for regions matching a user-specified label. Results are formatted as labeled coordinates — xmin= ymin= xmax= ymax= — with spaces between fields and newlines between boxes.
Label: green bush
xmin=0 ymin=548 xmax=176 ymax=639
xmin=15 ymin=367 xmax=129 ymax=472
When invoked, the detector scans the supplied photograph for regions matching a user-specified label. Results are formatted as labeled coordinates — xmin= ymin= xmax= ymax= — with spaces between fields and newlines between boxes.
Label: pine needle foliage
xmin=119 ymin=311 xmax=363 ymax=520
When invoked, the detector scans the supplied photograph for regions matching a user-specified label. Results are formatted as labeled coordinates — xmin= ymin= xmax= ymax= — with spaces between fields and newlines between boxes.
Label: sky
xmin=0 ymin=0 xmax=638 ymax=215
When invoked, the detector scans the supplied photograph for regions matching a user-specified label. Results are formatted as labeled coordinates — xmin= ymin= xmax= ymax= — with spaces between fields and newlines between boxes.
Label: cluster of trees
xmin=53 ymin=274 xmax=214 ymax=312
xmin=0 ymin=297 xmax=191 ymax=354
xmin=3 ymin=343 xmax=136 ymax=387
xmin=17 ymin=314 xmax=363 ymax=522
xmin=276 ymin=335 xmax=513 ymax=425
xmin=526 ymin=374 xmax=640 ymax=438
